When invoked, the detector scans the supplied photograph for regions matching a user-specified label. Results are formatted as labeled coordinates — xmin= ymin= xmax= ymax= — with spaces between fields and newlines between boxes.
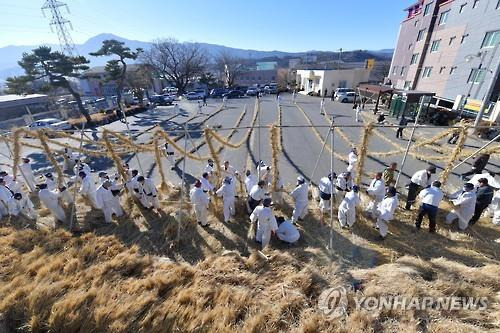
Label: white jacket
xmin=451 ymin=190 xmax=477 ymax=222
xmin=141 ymin=178 xmax=157 ymax=197
xmin=250 ymin=206 xmax=278 ymax=232
xmin=221 ymin=164 xmax=237 ymax=178
xmin=189 ymin=187 xmax=209 ymax=207
xmin=0 ymin=185 xmax=12 ymax=205
xmin=79 ymin=176 xmax=96 ymax=196
xmin=200 ymin=177 xmax=214 ymax=192
xmin=367 ymin=178 xmax=386 ymax=201
xmin=336 ymin=174 xmax=352 ymax=191
xmin=339 ymin=191 xmax=361 ymax=211
xmin=277 ymin=220 xmax=300 ymax=243
xmin=39 ymin=188 xmax=61 ymax=210
xmin=216 ymin=183 xmax=235 ymax=200
xmin=245 ymin=175 xmax=257 ymax=194
xmin=348 ymin=152 xmax=358 ymax=169
xmin=95 ymin=185 xmax=114 ymax=209
xmin=418 ymin=186 xmax=443 ymax=207
xmin=8 ymin=196 xmax=34 ymax=216
xmin=249 ymin=184 xmax=266 ymax=201
xmin=377 ymin=196 xmax=399 ymax=221
xmin=318 ymin=177 xmax=332 ymax=195
xmin=291 ymin=183 xmax=308 ymax=203
xmin=411 ymin=170 xmax=430 ymax=187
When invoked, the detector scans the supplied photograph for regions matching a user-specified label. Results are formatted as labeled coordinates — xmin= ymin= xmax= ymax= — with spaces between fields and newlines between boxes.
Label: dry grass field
xmin=0 ymin=186 xmax=498 ymax=332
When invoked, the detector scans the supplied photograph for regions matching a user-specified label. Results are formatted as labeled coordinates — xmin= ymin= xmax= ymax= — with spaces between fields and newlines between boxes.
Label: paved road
xmin=0 ymin=94 xmax=498 ymax=193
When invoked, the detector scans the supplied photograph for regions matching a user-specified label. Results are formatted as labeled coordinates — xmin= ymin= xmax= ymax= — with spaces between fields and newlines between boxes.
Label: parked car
xmin=246 ymin=87 xmax=259 ymax=96
xmin=334 ymin=88 xmax=355 ymax=99
xmin=185 ymin=91 xmax=205 ymax=100
xmin=336 ymin=92 xmax=356 ymax=103
xmin=307 ymin=91 xmax=320 ymax=96
xmin=28 ymin=118 xmax=72 ymax=131
xmin=264 ymin=85 xmax=278 ymax=94
xmin=222 ymin=90 xmax=244 ymax=99
xmin=210 ymin=88 xmax=228 ymax=98
xmin=150 ymin=94 xmax=173 ymax=106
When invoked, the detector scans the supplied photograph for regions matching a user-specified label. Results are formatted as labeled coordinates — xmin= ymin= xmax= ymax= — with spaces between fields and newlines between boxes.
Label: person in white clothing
xmin=415 ymin=180 xmax=443 ymax=233
xmin=8 ymin=192 xmax=37 ymax=220
xmin=406 ymin=166 xmax=436 ymax=210
xmin=355 ymin=103 xmax=362 ymax=122
xmin=320 ymin=98 xmax=325 ymax=115
xmin=73 ymin=160 xmax=91 ymax=178
xmin=290 ymin=176 xmax=308 ymax=223
xmin=163 ymin=143 xmax=176 ymax=170
xmin=276 ymin=216 xmax=300 ymax=244
xmin=216 ymin=177 xmax=236 ymax=222
xmin=365 ymin=172 xmax=386 ymax=218
xmin=200 ymin=172 xmax=215 ymax=194
xmin=96 ymin=180 xmax=123 ymax=222
xmin=126 ymin=170 xmax=141 ymax=199
xmin=44 ymin=173 xmax=57 ymax=191
xmin=468 ymin=172 xmax=500 ymax=190
xmin=248 ymin=180 xmax=267 ymax=213
xmin=375 ymin=186 xmax=399 ymax=240
xmin=44 ymin=172 xmax=72 ymax=204
xmin=0 ymin=171 xmax=22 ymax=193
xmin=79 ymin=171 xmax=98 ymax=208
xmin=338 ymin=185 xmax=361 ymax=228
xmin=221 ymin=160 xmax=238 ymax=196
xmin=347 ymin=148 xmax=358 ymax=174
xmin=335 ymin=172 xmax=353 ymax=202
xmin=0 ymin=178 xmax=13 ymax=217
xmin=445 ymin=183 xmax=477 ymax=230
xmin=197 ymin=100 xmax=203 ymax=114
xmin=292 ymin=90 xmax=297 ymax=103
xmin=137 ymin=176 xmax=160 ymax=210
xmin=250 ymin=198 xmax=278 ymax=249
xmin=37 ymin=183 xmax=66 ymax=222
xmin=19 ymin=158 xmax=36 ymax=192
xmin=190 ymin=180 xmax=210 ymax=226
xmin=318 ymin=173 xmax=334 ymax=214
xmin=490 ymin=190 xmax=500 ymax=225
xmin=204 ymin=159 xmax=215 ymax=176
xmin=98 ymin=172 xmax=109 ymax=185
xmin=244 ymin=170 xmax=257 ymax=195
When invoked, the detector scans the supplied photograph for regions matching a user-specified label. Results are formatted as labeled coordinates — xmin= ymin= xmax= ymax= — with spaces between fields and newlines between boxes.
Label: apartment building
xmin=389 ymin=0 xmax=500 ymax=111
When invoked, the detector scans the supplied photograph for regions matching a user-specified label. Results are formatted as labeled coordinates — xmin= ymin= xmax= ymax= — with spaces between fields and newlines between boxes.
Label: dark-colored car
xmin=210 ymin=88 xmax=228 ymax=98
xmin=222 ymin=90 xmax=244 ymax=99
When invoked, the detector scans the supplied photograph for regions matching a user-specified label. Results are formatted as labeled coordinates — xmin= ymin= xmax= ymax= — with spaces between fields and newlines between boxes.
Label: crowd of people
xmin=0 ymin=142 xmax=498 ymax=251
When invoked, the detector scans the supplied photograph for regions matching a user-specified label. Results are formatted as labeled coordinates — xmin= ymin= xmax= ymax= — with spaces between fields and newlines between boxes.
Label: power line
xmin=41 ymin=0 xmax=77 ymax=56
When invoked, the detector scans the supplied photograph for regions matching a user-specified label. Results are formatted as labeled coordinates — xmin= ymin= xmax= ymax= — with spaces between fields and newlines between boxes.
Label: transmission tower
xmin=41 ymin=0 xmax=77 ymax=56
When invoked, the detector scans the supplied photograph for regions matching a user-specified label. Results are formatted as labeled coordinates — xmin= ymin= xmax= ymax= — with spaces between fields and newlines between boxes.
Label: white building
xmin=296 ymin=68 xmax=371 ymax=96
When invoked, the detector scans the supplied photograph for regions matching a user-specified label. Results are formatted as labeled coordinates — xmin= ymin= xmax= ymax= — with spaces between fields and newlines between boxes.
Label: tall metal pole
xmin=329 ymin=115 xmax=335 ymax=254
xmin=474 ymin=45 xmax=500 ymax=128
xmin=257 ymin=97 xmax=261 ymax=179
xmin=177 ymin=123 xmax=189 ymax=245
xmin=395 ymin=96 xmax=425 ymax=188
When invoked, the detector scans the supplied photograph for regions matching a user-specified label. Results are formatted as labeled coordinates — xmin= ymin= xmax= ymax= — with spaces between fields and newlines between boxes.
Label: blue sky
xmin=0 ymin=0 xmax=406 ymax=51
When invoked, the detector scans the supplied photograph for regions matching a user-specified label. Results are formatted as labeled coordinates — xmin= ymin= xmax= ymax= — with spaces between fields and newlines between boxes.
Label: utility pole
xmin=41 ymin=0 xmax=77 ymax=56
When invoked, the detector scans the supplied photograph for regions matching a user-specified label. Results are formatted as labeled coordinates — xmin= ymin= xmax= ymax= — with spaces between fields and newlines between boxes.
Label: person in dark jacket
xmin=461 ymin=154 xmax=490 ymax=179
xmin=469 ymin=178 xmax=494 ymax=225
xmin=396 ymin=116 xmax=408 ymax=139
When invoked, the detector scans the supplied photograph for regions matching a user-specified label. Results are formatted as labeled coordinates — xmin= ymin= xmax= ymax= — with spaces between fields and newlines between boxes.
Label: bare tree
xmin=216 ymin=52 xmax=244 ymax=88
xmin=140 ymin=38 xmax=207 ymax=94
xmin=125 ymin=64 xmax=154 ymax=105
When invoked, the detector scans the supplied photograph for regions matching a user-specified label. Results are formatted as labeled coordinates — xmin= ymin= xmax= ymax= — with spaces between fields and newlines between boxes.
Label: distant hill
xmin=0 ymin=33 xmax=393 ymax=84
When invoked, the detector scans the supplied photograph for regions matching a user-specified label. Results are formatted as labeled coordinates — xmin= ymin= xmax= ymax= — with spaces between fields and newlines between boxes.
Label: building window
xmin=422 ymin=66 xmax=433 ymax=78
xmin=472 ymin=0 xmax=479 ymax=8
xmin=417 ymin=29 xmax=426 ymax=41
xmin=424 ymin=2 xmax=433 ymax=15
xmin=410 ymin=53 xmax=419 ymax=65
xmin=481 ymin=30 xmax=500 ymax=48
xmin=459 ymin=3 xmax=467 ymax=12
xmin=439 ymin=66 xmax=446 ymax=74
xmin=449 ymin=36 xmax=456 ymax=45
xmin=430 ymin=40 xmax=441 ymax=52
xmin=461 ymin=34 xmax=469 ymax=44
xmin=414 ymin=19 xmax=419 ymax=27
xmin=392 ymin=66 xmax=398 ymax=75
xmin=450 ymin=66 xmax=457 ymax=75
xmin=438 ymin=10 xmax=450 ymax=25
xmin=404 ymin=81 xmax=412 ymax=89
xmin=468 ymin=68 xmax=487 ymax=83
xmin=408 ymin=43 xmax=413 ymax=50
xmin=400 ymin=66 xmax=406 ymax=76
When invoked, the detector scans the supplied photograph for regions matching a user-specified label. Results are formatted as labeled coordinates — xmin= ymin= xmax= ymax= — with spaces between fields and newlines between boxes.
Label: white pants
xmin=256 ymin=223 xmax=271 ymax=249
xmin=347 ymin=164 xmax=355 ymax=174
xmin=0 ymin=203 xmax=8 ymax=217
xmin=101 ymin=201 xmax=124 ymax=223
xmin=140 ymin=194 xmax=160 ymax=209
xmin=292 ymin=201 xmax=308 ymax=222
xmin=194 ymin=205 xmax=208 ymax=225
xmin=223 ymin=197 xmax=235 ymax=222
xmin=355 ymin=110 xmax=361 ymax=122
xmin=84 ymin=192 xmax=98 ymax=208
xmin=49 ymin=205 xmax=66 ymax=222
xmin=338 ymin=207 xmax=355 ymax=227
xmin=445 ymin=210 xmax=469 ymax=230
xmin=365 ymin=199 xmax=381 ymax=218
xmin=376 ymin=217 xmax=389 ymax=237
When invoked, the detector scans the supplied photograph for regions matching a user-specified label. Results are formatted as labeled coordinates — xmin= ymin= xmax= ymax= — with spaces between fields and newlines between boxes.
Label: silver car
xmin=335 ymin=92 xmax=356 ymax=103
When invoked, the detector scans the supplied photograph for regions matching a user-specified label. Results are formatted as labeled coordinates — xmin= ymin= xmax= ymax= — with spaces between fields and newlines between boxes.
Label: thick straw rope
xmin=355 ymin=122 xmax=374 ymax=185
xmin=440 ymin=126 xmax=468 ymax=185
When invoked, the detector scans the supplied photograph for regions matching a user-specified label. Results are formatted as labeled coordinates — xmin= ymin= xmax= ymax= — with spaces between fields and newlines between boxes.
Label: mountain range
xmin=0 ymin=33 xmax=393 ymax=84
